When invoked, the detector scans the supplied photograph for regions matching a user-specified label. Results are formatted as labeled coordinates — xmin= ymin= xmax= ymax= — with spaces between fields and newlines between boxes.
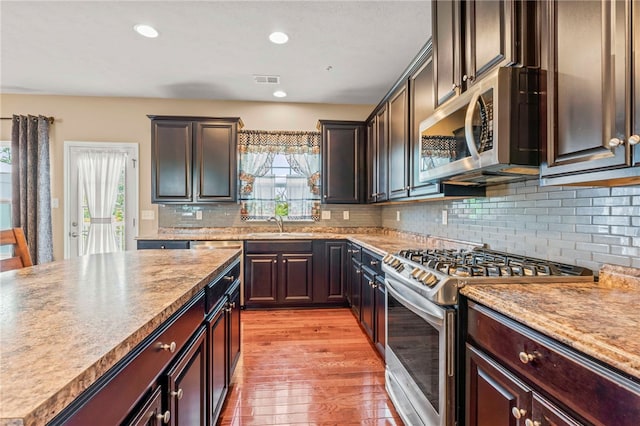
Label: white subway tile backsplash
xmin=382 ymin=182 xmax=640 ymax=270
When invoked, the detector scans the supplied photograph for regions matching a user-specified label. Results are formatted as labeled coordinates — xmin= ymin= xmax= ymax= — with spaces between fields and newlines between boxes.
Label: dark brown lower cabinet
xmin=464 ymin=299 xmax=640 ymax=426
xmin=245 ymin=254 xmax=278 ymax=305
xmin=373 ymin=274 xmax=386 ymax=358
xmin=280 ymin=253 xmax=313 ymax=303
xmin=360 ymin=267 xmax=376 ymax=341
xmin=350 ymin=259 xmax=362 ymax=320
xmin=208 ymin=304 xmax=227 ymax=423
xmin=466 ymin=344 xmax=532 ymax=426
xmin=125 ymin=387 xmax=164 ymax=426
xmin=228 ymin=284 xmax=241 ymax=374
xmin=466 ymin=343 xmax=581 ymax=426
xmin=166 ymin=327 xmax=207 ymax=426
xmin=355 ymin=248 xmax=386 ymax=360
xmin=312 ymin=240 xmax=348 ymax=305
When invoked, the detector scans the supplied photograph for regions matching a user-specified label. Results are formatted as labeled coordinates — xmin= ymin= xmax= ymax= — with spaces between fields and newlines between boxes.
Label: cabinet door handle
xmin=628 ymin=134 xmax=640 ymax=145
xmin=273 ymin=260 xmax=277 ymax=263
xmin=156 ymin=410 xmax=171 ymax=424
xmin=223 ymin=275 xmax=234 ymax=282
xmin=525 ymin=420 xmax=541 ymax=426
xmin=608 ymin=137 xmax=623 ymax=147
xmin=356 ymin=269 xmax=361 ymax=274
xmin=518 ymin=351 xmax=537 ymax=364
xmin=462 ymin=74 xmax=475 ymax=83
xmin=160 ymin=245 xmax=166 ymax=249
xmin=370 ymin=260 xmax=379 ymax=266
xmin=171 ymin=388 xmax=184 ymax=400
xmin=511 ymin=407 xmax=527 ymax=420
xmin=158 ymin=341 xmax=176 ymax=353
xmin=283 ymin=259 xmax=287 ymax=263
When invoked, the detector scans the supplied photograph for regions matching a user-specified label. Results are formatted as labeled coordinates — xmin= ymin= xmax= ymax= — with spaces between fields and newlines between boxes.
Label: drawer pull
xmin=370 ymin=260 xmax=379 ymax=266
xmin=156 ymin=410 xmax=171 ymax=424
xmin=511 ymin=407 xmax=527 ymax=419
xmin=518 ymin=351 xmax=536 ymax=364
xmin=158 ymin=341 xmax=177 ymax=353
xmin=171 ymin=388 xmax=184 ymax=400
xmin=223 ymin=275 xmax=235 ymax=282
xmin=525 ymin=420 xmax=541 ymax=426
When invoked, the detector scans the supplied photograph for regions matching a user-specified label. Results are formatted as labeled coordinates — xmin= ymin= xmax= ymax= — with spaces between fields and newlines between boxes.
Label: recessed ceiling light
xmin=273 ymin=90 xmax=287 ymax=98
xmin=134 ymin=24 xmax=159 ymax=38
xmin=269 ymin=32 xmax=289 ymax=44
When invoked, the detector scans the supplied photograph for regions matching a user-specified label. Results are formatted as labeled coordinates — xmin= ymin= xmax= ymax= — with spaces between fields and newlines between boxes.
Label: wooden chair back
xmin=0 ymin=228 xmax=33 ymax=271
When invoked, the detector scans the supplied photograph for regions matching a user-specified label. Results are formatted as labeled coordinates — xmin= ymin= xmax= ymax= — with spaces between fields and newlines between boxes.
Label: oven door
xmin=385 ymin=277 xmax=455 ymax=426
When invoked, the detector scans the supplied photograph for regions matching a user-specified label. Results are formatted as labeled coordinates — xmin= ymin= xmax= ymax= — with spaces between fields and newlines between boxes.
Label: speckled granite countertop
xmin=461 ymin=264 xmax=640 ymax=381
xmin=137 ymin=227 xmax=483 ymax=257
xmin=0 ymin=249 xmax=241 ymax=426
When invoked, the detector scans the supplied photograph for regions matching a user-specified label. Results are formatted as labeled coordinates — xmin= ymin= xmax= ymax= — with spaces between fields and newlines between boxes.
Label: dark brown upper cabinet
xmin=409 ymin=50 xmax=442 ymax=198
xmin=464 ymin=0 xmax=517 ymax=88
xmin=388 ymin=83 xmax=410 ymax=200
xmin=149 ymin=116 xmax=242 ymax=203
xmin=540 ymin=0 xmax=640 ymax=186
xmin=433 ymin=0 xmax=462 ymax=107
xmin=433 ymin=0 xmax=518 ymax=108
xmin=319 ymin=120 xmax=365 ymax=204
xmin=367 ymin=106 xmax=389 ymax=203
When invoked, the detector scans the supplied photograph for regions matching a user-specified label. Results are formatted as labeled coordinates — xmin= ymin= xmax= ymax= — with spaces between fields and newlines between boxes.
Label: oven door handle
xmin=386 ymin=279 xmax=445 ymax=327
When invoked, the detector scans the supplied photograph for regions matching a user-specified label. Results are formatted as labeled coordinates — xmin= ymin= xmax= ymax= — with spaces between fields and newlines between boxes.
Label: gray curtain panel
xmin=11 ymin=115 xmax=53 ymax=264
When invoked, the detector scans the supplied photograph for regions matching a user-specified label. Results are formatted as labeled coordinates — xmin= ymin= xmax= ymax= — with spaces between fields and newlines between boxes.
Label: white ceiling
xmin=1 ymin=1 xmax=432 ymax=105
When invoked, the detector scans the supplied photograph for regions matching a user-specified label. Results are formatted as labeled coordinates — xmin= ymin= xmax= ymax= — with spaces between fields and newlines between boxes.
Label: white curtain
xmin=286 ymin=152 xmax=320 ymax=195
xmin=239 ymin=151 xmax=275 ymax=195
xmin=78 ymin=151 xmax=127 ymax=255
xmin=252 ymin=176 xmax=275 ymax=217
xmin=285 ymin=175 xmax=309 ymax=218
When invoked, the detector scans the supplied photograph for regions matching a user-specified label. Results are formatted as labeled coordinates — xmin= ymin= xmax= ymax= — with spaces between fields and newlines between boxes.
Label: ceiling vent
xmin=253 ymin=75 xmax=280 ymax=84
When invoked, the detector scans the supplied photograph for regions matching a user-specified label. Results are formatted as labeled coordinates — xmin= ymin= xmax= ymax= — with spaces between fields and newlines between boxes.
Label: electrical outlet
xmin=51 ymin=198 xmax=59 ymax=209
xmin=396 ymin=211 xmax=400 ymax=221
xmin=141 ymin=210 xmax=155 ymax=220
xmin=343 ymin=211 xmax=350 ymax=220
xmin=321 ymin=210 xmax=331 ymax=220
xmin=196 ymin=210 xmax=203 ymax=220
xmin=442 ymin=210 xmax=448 ymax=225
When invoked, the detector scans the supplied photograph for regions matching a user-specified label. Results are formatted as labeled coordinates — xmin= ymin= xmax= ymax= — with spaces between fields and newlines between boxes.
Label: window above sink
xmin=238 ymin=131 xmax=321 ymax=222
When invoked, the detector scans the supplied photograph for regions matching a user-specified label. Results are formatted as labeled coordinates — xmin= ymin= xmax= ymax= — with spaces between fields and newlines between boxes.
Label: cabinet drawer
xmin=206 ymin=261 xmax=241 ymax=314
xmin=137 ymin=240 xmax=190 ymax=250
xmin=245 ymin=240 xmax=312 ymax=253
xmin=361 ymin=248 xmax=382 ymax=275
xmin=467 ymin=301 xmax=640 ymax=426
xmin=56 ymin=293 xmax=205 ymax=426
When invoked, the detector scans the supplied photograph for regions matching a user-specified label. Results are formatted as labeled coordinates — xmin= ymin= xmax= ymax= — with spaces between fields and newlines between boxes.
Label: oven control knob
xmin=411 ymin=268 xmax=422 ymax=279
xmin=383 ymin=254 xmax=393 ymax=264
xmin=421 ymin=273 xmax=438 ymax=287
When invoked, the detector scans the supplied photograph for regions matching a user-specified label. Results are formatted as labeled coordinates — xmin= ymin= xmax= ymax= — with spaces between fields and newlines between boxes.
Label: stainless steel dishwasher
xmin=190 ymin=240 xmax=244 ymax=305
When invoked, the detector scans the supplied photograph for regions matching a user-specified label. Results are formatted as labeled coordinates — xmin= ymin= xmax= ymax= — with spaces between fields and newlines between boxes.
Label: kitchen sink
xmin=246 ymin=232 xmax=314 ymax=238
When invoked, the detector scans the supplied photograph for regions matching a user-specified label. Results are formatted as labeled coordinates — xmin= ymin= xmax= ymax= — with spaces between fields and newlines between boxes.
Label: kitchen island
xmin=0 ymin=248 xmax=241 ymax=426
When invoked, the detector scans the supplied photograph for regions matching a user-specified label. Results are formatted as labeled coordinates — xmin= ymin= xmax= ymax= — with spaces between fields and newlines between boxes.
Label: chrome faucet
xmin=267 ymin=215 xmax=284 ymax=233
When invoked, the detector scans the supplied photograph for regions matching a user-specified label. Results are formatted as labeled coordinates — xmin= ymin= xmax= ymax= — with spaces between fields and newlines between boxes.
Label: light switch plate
xmin=51 ymin=198 xmax=59 ymax=209
xmin=396 ymin=211 xmax=400 ymax=221
xmin=321 ymin=210 xmax=331 ymax=220
xmin=196 ymin=210 xmax=203 ymax=220
xmin=442 ymin=210 xmax=448 ymax=225
xmin=343 ymin=211 xmax=349 ymax=220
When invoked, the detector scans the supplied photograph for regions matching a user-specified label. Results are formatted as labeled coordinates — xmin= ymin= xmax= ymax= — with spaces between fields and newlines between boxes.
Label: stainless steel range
xmin=382 ymin=246 xmax=594 ymax=426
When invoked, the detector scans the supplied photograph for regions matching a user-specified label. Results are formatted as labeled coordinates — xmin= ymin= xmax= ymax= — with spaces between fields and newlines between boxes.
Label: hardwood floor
xmin=218 ymin=308 xmax=403 ymax=425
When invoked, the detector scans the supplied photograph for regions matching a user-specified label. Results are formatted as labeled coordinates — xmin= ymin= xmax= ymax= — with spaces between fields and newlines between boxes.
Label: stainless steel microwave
xmin=418 ymin=67 xmax=541 ymax=186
